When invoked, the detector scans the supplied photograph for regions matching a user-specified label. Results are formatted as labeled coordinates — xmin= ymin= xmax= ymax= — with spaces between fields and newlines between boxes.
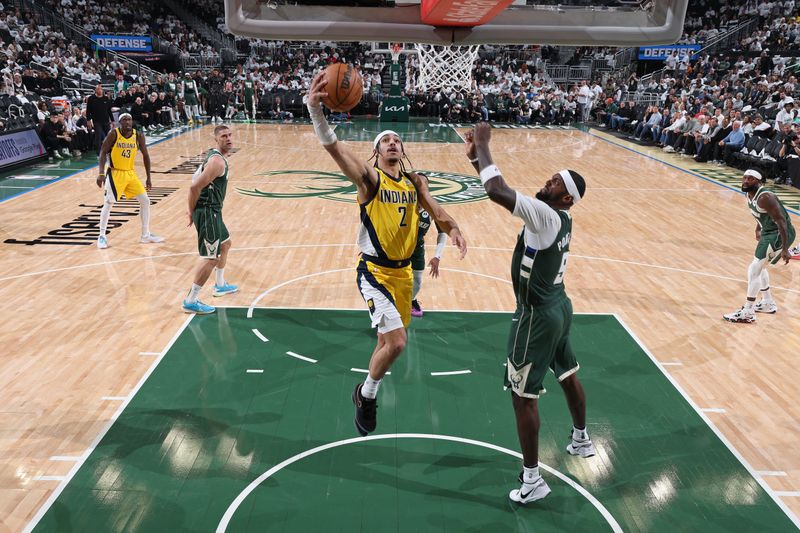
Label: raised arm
xmin=408 ymin=172 xmax=466 ymax=259
xmin=96 ymin=128 xmax=117 ymax=188
xmin=187 ymin=155 xmax=224 ymax=227
xmin=306 ymin=72 xmax=377 ymax=203
xmin=466 ymin=124 xmax=516 ymax=212
xmin=137 ymin=130 xmax=152 ymax=189
xmin=759 ymin=192 xmax=791 ymax=263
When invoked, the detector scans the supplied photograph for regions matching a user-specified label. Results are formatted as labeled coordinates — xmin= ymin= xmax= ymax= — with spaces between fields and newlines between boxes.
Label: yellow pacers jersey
xmin=357 ymin=168 xmax=419 ymax=265
xmin=110 ymin=128 xmax=137 ymax=171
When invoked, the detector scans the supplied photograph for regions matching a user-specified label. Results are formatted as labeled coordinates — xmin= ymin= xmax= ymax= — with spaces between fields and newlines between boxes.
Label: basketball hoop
xmin=413 ymin=43 xmax=480 ymax=93
xmin=390 ymin=43 xmax=403 ymax=63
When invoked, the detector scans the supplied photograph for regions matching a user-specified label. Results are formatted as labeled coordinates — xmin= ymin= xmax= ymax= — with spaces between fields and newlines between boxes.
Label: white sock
xmin=136 ymin=194 xmax=151 ymax=237
xmin=99 ymin=184 xmax=113 ymax=237
xmin=361 ymin=374 xmax=381 ymax=399
xmin=760 ymin=288 xmax=774 ymax=304
xmin=215 ymin=268 xmax=225 ymax=286
xmin=412 ymin=269 xmax=423 ymax=300
xmin=522 ymin=465 xmax=540 ymax=483
xmin=186 ymin=283 xmax=202 ymax=303
xmin=99 ymin=201 xmax=112 ymax=237
xmin=572 ymin=426 xmax=588 ymax=441
xmin=744 ymin=300 xmax=755 ymax=311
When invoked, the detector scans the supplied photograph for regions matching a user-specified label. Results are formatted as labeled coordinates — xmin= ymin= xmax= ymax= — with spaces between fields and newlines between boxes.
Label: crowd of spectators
xmin=2 ymin=0 xmax=800 ymax=187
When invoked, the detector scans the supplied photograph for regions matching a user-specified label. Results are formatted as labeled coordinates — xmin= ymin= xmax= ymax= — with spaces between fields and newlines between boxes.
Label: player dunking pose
xmin=96 ymin=113 xmax=164 ymax=248
xmin=307 ymin=72 xmax=467 ymax=436
xmin=183 ymin=125 xmax=239 ymax=314
xmin=468 ymin=123 xmax=595 ymax=504
xmin=723 ymin=169 xmax=796 ymax=323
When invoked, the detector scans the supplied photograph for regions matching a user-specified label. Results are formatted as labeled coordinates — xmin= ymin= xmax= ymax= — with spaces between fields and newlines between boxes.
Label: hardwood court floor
xmin=1 ymin=122 xmax=798 ymax=531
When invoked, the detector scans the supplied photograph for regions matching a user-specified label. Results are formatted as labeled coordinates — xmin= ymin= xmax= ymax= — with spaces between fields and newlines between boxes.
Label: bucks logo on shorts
xmin=236 ymin=170 xmax=487 ymax=204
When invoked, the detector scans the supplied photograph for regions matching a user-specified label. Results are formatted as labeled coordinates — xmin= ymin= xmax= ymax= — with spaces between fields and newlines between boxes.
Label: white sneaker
xmin=753 ymin=301 xmax=777 ymax=314
xmin=567 ymin=438 xmax=597 ymax=458
xmin=140 ymin=233 xmax=165 ymax=243
xmin=723 ymin=307 xmax=756 ymax=323
xmin=663 ymin=146 xmax=675 ymax=153
xmin=97 ymin=235 xmax=109 ymax=249
xmin=509 ymin=475 xmax=551 ymax=504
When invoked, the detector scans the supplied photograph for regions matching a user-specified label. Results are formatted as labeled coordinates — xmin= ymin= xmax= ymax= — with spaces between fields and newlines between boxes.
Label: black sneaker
xmin=352 ymin=383 xmax=377 ymax=436
xmin=411 ymin=299 xmax=423 ymax=317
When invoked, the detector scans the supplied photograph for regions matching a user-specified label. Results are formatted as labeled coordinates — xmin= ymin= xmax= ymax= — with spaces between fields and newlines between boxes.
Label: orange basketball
xmin=321 ymin=63 xmax=363 ymax=112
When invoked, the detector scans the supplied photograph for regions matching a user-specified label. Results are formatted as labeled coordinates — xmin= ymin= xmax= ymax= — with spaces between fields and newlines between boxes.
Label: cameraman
xmin=778 ymin=123 xmax=800 ymax=187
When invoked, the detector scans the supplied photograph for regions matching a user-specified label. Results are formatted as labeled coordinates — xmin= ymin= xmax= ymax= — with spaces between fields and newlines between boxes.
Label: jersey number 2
xmin=554 ymin=253 xmax=569 ymax=284
xmin=398 ymin=206 xmax=408 ymax=227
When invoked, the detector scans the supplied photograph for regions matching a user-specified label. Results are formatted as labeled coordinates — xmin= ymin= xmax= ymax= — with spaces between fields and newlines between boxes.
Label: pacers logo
xmin=236 ymin=169 xmax=486 ymax=204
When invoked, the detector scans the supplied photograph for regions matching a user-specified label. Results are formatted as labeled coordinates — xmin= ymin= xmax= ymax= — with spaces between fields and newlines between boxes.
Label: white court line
xmin=34 ymin=476 xmax=65 ymax=482
xmin=139 ymin=351 xmax=160 ymax=356
xmin=430 ymin=370 xmax=472 ymax=376
xmin=659 ymin=361 xmax=684 ymax=366
xmin=246 ymin=369 xmax=264 ymax=374
xmin=286 ymin=351 xmax=317 ymax=364
xmin=23 ymin=314 xmax=195 ymax=533
xmin=775 ymin=491 xmax=800 ymax=497
xmin=0 ymin=185 xmax=36 ymax=189
xmin=214 ymin=433 xmax=622 ymax=533
xmin=49 ymin=456 xmax=81 ymax=462
xmin=351 ymin=367 xmax=390 ymax=375
xmin=757 ymin=471 xmax=788 ymax=477
xmin=247 ymin=267 xmax=352 ymax=318
xmin=252 ymin=329 xmax=269 ymax=342
xmin=699 ymin=408 xmax=727 ymax=414
xmin=614 ymin=315 xmax=800 ymax=529
xmin=3 ymin=242 xmax=799 ymax=296
xmin=100 ymin=396 xmax=128 ymax=401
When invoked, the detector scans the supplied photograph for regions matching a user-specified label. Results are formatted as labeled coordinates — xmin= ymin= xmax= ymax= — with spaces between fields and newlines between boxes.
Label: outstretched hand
xmin=428 ymin=257 xmax=440 ymax=278
xmin=307 ymin=72 xmax=328 ymax=108
xmin=473 ymin=122 xmax=492 ymax=145
xmin=464 ymin=130 xmax=477 ymax=161
xmin=450 ymin=229 xmax=467 ymax=259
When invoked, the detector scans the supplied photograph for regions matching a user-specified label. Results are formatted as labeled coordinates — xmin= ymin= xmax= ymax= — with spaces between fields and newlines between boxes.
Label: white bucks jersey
xmin=510 ymin=193 xmax=572 ymax=307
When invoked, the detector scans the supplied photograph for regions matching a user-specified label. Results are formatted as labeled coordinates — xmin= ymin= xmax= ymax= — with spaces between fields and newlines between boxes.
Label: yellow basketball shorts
xmin=107 ymin=168 xmax=145 ymax=201
xmin=356 ymin=258 xmax=412 ymax=333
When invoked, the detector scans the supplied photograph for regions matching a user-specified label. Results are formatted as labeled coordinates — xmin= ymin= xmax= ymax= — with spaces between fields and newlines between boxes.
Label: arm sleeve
xmin=512 ymin=192 xmax=562 ymax=249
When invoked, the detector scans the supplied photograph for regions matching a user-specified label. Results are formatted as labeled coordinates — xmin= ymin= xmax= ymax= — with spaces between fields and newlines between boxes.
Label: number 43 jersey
xmin=357 ymin=168 xmax=419 ymax=265
xmin=110 ymin=128 xmax=137 ymax=171
xmin=510 ymin=193 xmax=572 ymax=308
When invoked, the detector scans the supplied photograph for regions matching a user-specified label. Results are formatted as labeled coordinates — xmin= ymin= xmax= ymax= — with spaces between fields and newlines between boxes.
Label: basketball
xmin=321 ymin=62 xmax=363 ymax=112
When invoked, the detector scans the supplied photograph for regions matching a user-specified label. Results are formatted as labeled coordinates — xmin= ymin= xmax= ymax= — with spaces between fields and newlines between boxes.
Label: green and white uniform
xmin=411 ymin=208 xmax=432 ymax=271
xmin=192 ymin=149 xmax=229 ymax=258
xmin=504 ymin=192 xmax=578 ymax=399
xmin=183 ymin=79 xmax=198 ymax=106
xmin=749 ymin=186 xmax=796 ymax=264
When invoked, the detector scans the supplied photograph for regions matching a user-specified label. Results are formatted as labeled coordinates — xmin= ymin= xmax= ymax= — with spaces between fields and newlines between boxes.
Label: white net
xmin=413 ymin=43 xmax=481 ymax=92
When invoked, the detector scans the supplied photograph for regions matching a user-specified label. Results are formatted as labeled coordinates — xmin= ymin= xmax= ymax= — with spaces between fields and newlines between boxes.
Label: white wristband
xmin=434 ymin=232 xmax=447 ymax=259
xmin=307 ymin=102 xmax=337 ymax=146
xmin=469 ymin=157 xmax=479 ymax=163
xmin=479 ymin=164 xmax=501 ymax=185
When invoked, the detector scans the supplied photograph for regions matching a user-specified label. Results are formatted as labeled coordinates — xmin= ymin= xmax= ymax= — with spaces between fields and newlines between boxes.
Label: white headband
xmin=373 ymin=129 xmax=400 ymax=149
xmin=559 ymin=169 xmax=582 ymax=204
xmin=744 ymin=169 xmax=763 ymax=181
xmin=118 ymin=113 xmax=132 ymax=120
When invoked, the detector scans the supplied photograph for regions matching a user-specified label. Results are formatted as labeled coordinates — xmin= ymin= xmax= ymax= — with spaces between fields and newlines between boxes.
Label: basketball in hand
xmin=321 ymin=63 xmax=363 ymax=112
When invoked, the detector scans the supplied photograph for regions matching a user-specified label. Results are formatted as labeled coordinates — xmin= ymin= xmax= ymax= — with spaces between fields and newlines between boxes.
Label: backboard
xmin=224 ymin=0 xmax=690 ymax=47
